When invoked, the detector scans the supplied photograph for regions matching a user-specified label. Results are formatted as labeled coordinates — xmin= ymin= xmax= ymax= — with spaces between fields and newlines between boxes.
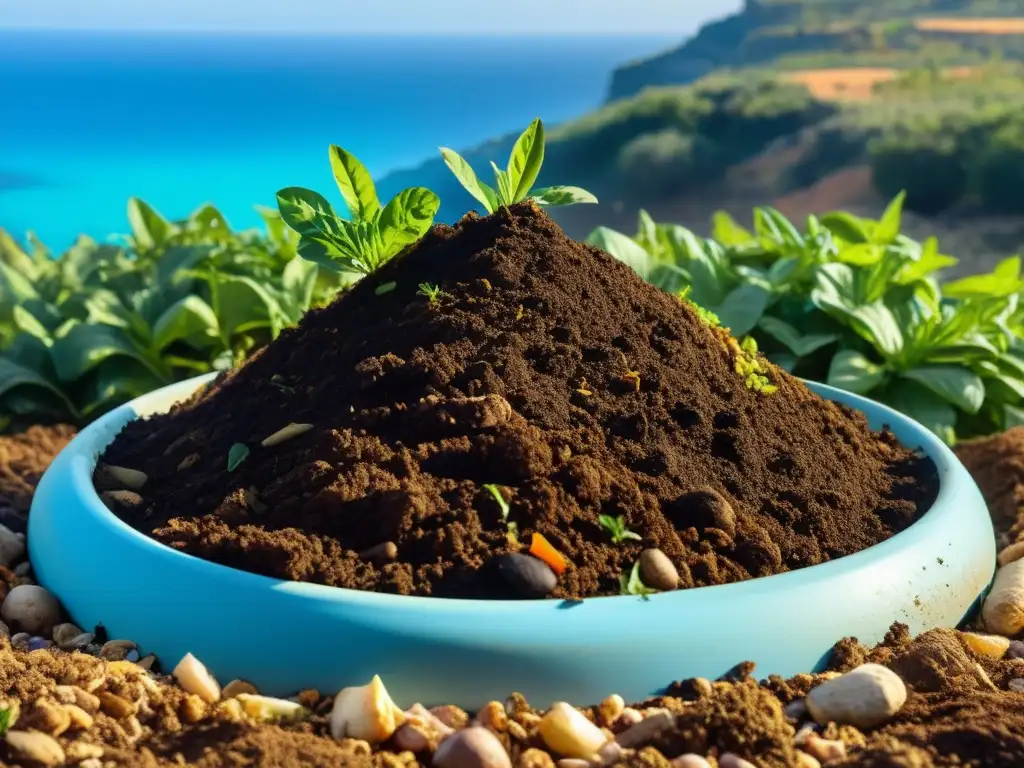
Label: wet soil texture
xmin=100 ymin=203 xmax=937 ymax=599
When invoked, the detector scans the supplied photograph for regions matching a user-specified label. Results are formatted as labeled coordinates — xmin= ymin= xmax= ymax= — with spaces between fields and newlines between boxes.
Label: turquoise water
xmin=0 ymin=31 xmax=673 ymax=250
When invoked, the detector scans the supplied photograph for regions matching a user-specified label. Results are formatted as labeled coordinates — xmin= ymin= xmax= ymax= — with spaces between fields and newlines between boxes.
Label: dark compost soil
xmin=99 ymin=202 xmax=937 ymax=599
xmin=0 ymin=425 xmax=76 ymax=530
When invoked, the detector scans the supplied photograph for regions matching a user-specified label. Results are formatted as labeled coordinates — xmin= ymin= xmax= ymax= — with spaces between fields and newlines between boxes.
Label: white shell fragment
xmin=805 ymin=663 xmax=907 ymax=729
xmin=538 ymin=702 xmax=610 ymax=760
xmin=982 ymin=558 xmax=1024 ymax=636
xmin=330 ymin=675 xmax=404 ymax=744
xmin=260 ymin=423 xmax=314 ymax=448
xmin=236 ymin=693 xmax=309 ymax=723
xmin=172 ymin=652 xmax=222 ymax=704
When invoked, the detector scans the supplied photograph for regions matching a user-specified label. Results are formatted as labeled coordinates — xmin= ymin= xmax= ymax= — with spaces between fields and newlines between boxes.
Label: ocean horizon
xmin=0 ymin=30 xmax=675 ymax=249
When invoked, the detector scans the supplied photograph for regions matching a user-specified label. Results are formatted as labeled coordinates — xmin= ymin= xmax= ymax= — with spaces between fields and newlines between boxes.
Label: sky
xmin=0 ymin=0 xmax=743 ymax=35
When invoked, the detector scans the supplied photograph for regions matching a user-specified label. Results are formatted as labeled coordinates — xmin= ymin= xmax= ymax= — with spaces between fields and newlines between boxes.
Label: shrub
xmin=975 ymin=118 xmax=1024 ymax=214
xmin=616 ymin=129 xmax=701 ymax=198
xmin=869 ymin=130 xmax=968 ymax=214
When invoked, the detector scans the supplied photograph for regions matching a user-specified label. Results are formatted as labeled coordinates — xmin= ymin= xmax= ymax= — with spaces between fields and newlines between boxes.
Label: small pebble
xmin=1009 ymin=678 xmax=1024 ymax=692
xmin=671 ymin=756 xmax=712 ymax=768
xmin=125 ymin=649 xmax=140 ymax=663
xmin=101 ymin=464 xmax=148 ymax=490
xmin=434 ymin=726 xmax=512 ymax=768
xmin=556 ymin=760 xmax=591 ymax=768
xmin=394 ymin=721 xmax=433 ymax=752
xmin=998 ymin=540 xmax=1024 ymax=567
xmin=64 ymin=633 xmax=95 ymax=651
xmin=796 ymin=753 xmax=822 ymax=768
xmin=51 ymin=622 xmax=83 ymax=647
xmin=11 ymin=632 xmax=30 ymax=650
xmin=64 ymin=703 xmax=95 ymax=731
xmin=804 ymin=733 xmax=847 ymax=763
xmin=612 ymin=708 xmax=643 ymax=730
xmin=358 ymin=542 xmax=398 ymax=563
xmin=785 ymin=699 xmax=808 ymax=720
xmin=431 ymin=704 xmax=470 ymax=729
xmin=1 ymin=585 xmax=61 ymax=635
xmin=493 ymin=553 xmax=557 ymax=598
xmin=137 ymin=654 xmax=157 ymax=671
xmin=719 ymin=754 xmax=757 ymax=768
xmin=598 ymin=694 xmax=625 ymax=726
xmin=5 ymin=730 xmax=65 ymax=766
xmin=539 ymin=702 xmax=609 ymax=760
xmin=639 ymin=548 xmax=679 ymax=591
xmin=680 ymin=487 xmax=736 ymax=538
xmin=173 ymin=652 xmax=222 ymax=704
xmin=27 ymin=636 xmax=54 ymax=651
xmin=99 ymin=490 xmax=144 ymax=513
xmin=99 ymin=640 xmax=137 ymax=661
xmin=0 ymin=523 xmax=26 ymax=567
xmin=0 ymin=621 xmax=9 ymax=638
xmin=517 ymin=748 xmax=556 ymax=768
xmin=1009 ymin=640 xmax=1024 ymax=659
xmin=616 ymin=710 xmax=674 ymax=748
xmin=12 ymin=561 xmax=30 ymax=578
xmin=982 ymin=558 xmax=1024 ymax=636
xmin=806 ymin=663 xmax=907 ymax=729
xmin=261 ymin=422 xmax=314 ymax=447
xmin=98 ymin=691 xmax=135 ymax=720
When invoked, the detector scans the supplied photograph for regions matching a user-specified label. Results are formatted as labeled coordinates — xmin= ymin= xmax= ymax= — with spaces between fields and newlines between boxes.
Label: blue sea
xmin=0 ymin=31 xmax=674 ymax=250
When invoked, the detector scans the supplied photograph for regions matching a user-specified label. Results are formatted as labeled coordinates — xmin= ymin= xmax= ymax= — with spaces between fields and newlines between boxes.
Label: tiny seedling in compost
xmin=227 ymin=443 xmax=249 ymax=472
xmin=598 ymin=514 xmax=642 ymax=544
xmin=678 ymin=286 xmax=721 ymax=327
xmin=731 ymin=336 xmax=778 ymax=395
xmin=277 ymin=145 xmax=440 ymax=277
xmin=620 ymin=561 xmax=658 ymax=600
xmin=441 ymin=118 xmax=597 ymax=214
xmin=417 ymin=282 xmax=449 ymax=305
xmin=483 ymin=483 xmax=519 ymax=544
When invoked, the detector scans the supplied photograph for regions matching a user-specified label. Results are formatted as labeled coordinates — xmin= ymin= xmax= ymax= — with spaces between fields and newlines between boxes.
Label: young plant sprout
xmin=483 ymin=483 xmax=518 ymax=543
xmin=678 ymin=286 xmax=721 ymax=328
xmin=598 ymin=514 xmax=642 ymax=544
xmin=417 ymin=282 xmax=448 ymax=305
xmin=276 ymin=145 xmax=440 ymax=277
xmin=619 ymin=561 xmax=658 ymax=600
xmin=227 ymin=443 xmax=249 ymax=472
xmin=441 ymin=118 xmax=597 ymax=214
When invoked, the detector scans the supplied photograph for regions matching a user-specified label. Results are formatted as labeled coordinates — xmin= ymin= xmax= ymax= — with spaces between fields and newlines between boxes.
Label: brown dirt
xmin=0 ymin=425 xmax=76 ymax=532
xmin=914 ymin=17 xmax=1024 ymax=34
xmin=955 ymin=427 xmax=1024 ymax=546
xmin=99 ymin=203 xmax=936 ymax=599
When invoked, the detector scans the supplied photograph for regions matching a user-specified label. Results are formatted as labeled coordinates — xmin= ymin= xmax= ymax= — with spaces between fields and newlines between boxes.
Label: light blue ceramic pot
xmin=29 ymin=373 xmax=995 ymax=710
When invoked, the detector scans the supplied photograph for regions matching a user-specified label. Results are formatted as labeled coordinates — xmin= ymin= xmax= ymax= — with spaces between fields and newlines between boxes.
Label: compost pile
xmin=99 ymin=203 xmax=937 ymax=599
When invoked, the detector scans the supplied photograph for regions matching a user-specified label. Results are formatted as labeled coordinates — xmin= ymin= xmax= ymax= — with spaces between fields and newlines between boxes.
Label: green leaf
xmin=50 ymin=324 xmax=157 ymax=383
xmin=0 ymin=706 xmax=11 ymax=736
xmin=883 ymin=379 xmax=957 ymax=443
xmin=587 ymin=227 xmax=655 ymax=280
xmin=152 ymin=295 xmax=221 ymax=350
xmin=530 ymin=186 xmax=598 ymax=207
xmin=828 ymin=349 xmax=887 ymax=394
xmin=126 ymin=197 xmax=172 ymax=250
xmin=820 ymin=211 xmax=870 ymax=244
xmin=507 ymin=118 xmax=545 ymax=203
xmin=711 ymin=211 xmax=753 ymax=246
xmin=714 ymin=283 xmax=769 ymax=336
xmin=275 ymin=187 xmax=341 ymax=239
xmin=228 ymin=443 xmax=249 ymax=472
xmin=189 ymin=203 xmax=231 ymax=238
xmin=944 ymin=257 xmax=1023 ymax=299
xmin=440 ymin=148 xmax=499 ymax=213
xmin=378 ymin=187 xmax=441 ymax=260
xmin=896 ymin=237 xmax=958 ymax=283
xmin=12 ymin=306 xmax=51 ymax=344
xmin=875 ymin=191 xmax=905 ymax=244
xmin=490 ymin=161 xmax=513 ymax=205
xmin=77 ymin=357 xmax=165 ymax=418
xmin=0 ymin=357 xmax=73 ymax=408
xmin=281 ymin=257 xmax=319 ymax=318
xmin=206 ymin=273 xmax=289 ymax=339
xmin=757 ymin=316 xmax=837 ymax=357
xmin=901 ymin=365 xmax=985 ymax=414
xmin=0 ymin=229 xmax=38 ymax=279
xmin=328 ymin=145 xmax=381 ymax=221
xmin=0 ymin=261 xmax=40 ymax=307
xmin=1005 ymin=403 xmax=1024 ymax=429
xmin=836 ymin=243 xmax=883 ymax=266
xmin=297 ymin=236 xmax=347 ymax=273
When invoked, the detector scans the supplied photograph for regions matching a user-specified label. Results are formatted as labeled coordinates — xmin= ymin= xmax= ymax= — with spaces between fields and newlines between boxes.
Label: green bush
xmin=616 ymin=130 xmax=700 ymax=198
xmin=590 ymin=193 xmax=1024 ymax=443
xmin=0 ymin=199 xmax=351 ymax=432
xmin=869 ymin=131 xmax=968 ymax=214
xmin=976 ymin=119 xmax=1024 ymax=214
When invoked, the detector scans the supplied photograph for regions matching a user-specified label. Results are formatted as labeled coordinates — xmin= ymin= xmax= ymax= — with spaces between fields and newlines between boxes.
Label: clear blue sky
xmin=0 ymin=0 xmax=742 ymax=35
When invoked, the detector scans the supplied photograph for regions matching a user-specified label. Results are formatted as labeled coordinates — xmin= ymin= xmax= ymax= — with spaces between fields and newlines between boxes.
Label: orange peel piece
xmin=529 ymin=532 xmax=568 ymax=575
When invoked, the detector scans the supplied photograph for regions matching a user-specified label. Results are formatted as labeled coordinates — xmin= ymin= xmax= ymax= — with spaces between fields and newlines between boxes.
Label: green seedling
xmin=483 ymin=484 xmax=518 ymax=543
xmin=678 ymin=286 xmax=721 ymax=327
xmin=619 ymin=561 xmax=658 ymax=600
xmin=417 ymin=282 xmax=449 ymax=305
xmin=598 ymin=514 xmax=642 ymax=545
xmin=374 ymin=281 xmax=397 ymax=296
xmin=441 ymin=118 xmax=597 ymax=214
xmin=733 ymin=336 xmax=778 ymax=395
xmin=0 ymin=707 xmax=11 ymax=736
xmin=227 ymin=442 xmax=249 ymax=472
xmin=277 ymin=145 xmax=440 ymax=276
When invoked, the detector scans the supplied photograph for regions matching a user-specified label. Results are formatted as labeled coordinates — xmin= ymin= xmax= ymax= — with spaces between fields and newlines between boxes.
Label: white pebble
xmin=330 ymin=675 xmax=404 ymax=745
xmin=434 ymin=726 xmax=511 ymax=768
xmin=1 ymin=584 xmax=60 ymax=635
xmin=796 ymin=752 xmax=822 ymax=768
xmin=805 ymin=663 xmax=907 ymax=728
xmin=1009 ymin=678 xmax=1024 ymax=692
xmin=172 ymin=652 xmax=221 ymax=704
xmin=0 ymin=524 xmax=25 ymax=568
xmin=982 ymin=558 xmax=1024 ymax=636
xmin=236 ymin=693 xmax=309 ymax=723
xmin=720 ymin=754 xmax=757 ymax=768
xmin=804 ymin=732 xmax=847 ymax=763
xmin=615 ymin=710 xmax=674 ymax=748
xmin=671 ymin=756 xmax=712 ymax=768
xmin=103 ymin=465 xmax=148 ymax=490
xmin=5 ymin=730 xmax=65 ymax=766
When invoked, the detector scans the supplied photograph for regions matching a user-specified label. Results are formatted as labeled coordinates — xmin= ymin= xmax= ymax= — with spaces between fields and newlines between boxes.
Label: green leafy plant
xmin=277 ymin=145 xmax=440 ymax=277
xmin=0 ymin=198 xmax=345 ymax=432
xmin=590 ymin=192 xmax=1024 ymax=443
xmin=482 ymin=483 xmax=517 ymax=542
xmin=619 ymin=561 xmax=657 ymax=600
xmin=441 ymin=118 xmax=597 ymax=214
xmin=417 ymin=282 xmax=448 ymax=305
xmin=598 ymin=514 xmax=641 ymax=544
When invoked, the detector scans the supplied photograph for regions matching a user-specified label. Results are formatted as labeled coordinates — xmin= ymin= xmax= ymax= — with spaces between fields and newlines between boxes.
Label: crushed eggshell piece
xmin=236 ymin=693 xmax=309 ymax=723
xmin=330 ymin=675 xmax=404 ymax=744
xmin=538 ymin=702 xmax=609 ymax=760
xmin=261 ymin=423 xmax=314 ymax=447
xmin=172 ymin=652 xmax=222 ymax=704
